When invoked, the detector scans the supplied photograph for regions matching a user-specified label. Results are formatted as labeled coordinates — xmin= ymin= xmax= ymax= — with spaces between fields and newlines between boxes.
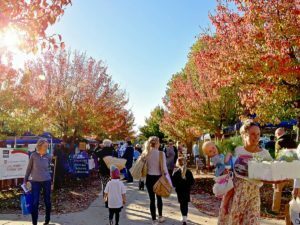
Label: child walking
xmin=104 ymin=165 xmax=126 ymax=225
xmin=172 ymin=156 xmax=195 ymax=225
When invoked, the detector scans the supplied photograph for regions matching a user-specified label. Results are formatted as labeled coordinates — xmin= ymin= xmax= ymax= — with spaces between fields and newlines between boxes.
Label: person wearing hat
xmin=104 ymin=165 xmax=126 ymax=225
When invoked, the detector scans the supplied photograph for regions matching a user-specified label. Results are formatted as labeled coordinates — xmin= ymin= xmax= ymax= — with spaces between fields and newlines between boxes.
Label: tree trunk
xmin=215 ymin=129 xmax=222 ymax=141
xmin=186 ymin=141 xmax=193 ymax=155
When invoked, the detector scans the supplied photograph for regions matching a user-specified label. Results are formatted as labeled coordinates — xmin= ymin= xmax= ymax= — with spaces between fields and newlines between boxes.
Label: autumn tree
xmin=161 ymin=36 xmax=240 ymax=147
xmin=139 ymin=106 xmax=166 ymax=141
xmin=0 ymin=0 xmax=72 ymax=51
xmin=197 ymin=0 xmax=300 ymax=123
xmin=0 ymin=0 xmax=72 ymax=136
xmin=161 ymin=73 xmax=202 ymax=153
xmin=16 ymin=49 xmax=134 ymax=140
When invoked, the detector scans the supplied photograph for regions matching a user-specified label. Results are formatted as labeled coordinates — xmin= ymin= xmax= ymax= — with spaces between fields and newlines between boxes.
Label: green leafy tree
xmin=139 ymin=106 xmax=166 ymax=141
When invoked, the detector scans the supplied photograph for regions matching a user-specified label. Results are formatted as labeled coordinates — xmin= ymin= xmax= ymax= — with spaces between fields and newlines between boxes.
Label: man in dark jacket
xmin=265 ymin=135 xmax=276 ymax=159
xmin=95 ymin=140 xmax=116 ymax=195
xmin=122 ymin=141 xmax=134 ymax=183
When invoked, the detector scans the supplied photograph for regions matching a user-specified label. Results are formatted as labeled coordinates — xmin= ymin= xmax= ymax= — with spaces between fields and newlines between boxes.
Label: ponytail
xmin=142 ymin=140 xmax=151 ymax=157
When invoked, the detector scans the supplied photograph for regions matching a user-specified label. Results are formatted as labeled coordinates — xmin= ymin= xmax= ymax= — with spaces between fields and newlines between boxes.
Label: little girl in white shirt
xmin=104 ymin=165 xmax=126 ymax=225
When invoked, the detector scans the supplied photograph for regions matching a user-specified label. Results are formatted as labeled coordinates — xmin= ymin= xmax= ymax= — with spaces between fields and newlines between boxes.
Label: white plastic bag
xmin=290 ymin=197 xmax=300 ymax=224
xmin=213 ymin=172 xmax=234 ymax=198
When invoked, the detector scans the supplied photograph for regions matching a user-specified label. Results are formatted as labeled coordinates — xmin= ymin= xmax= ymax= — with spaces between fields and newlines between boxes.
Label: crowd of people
xmin=23 ymin=122 xmax=300 ymax=225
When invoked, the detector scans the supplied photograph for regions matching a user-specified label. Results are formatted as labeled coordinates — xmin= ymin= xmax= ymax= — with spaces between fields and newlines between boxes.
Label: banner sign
xmin=73 ymin=158 xmax=89 ymax=178
xmin=0 ymin=148 xmax=29 ymax=180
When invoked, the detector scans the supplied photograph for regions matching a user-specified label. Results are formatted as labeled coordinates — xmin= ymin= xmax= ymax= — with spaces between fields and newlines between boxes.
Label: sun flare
xmin=0 ymin=28 xmax=21 ymax=50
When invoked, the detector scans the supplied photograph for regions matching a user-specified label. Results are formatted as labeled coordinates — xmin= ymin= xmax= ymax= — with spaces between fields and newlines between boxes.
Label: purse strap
xmin=159 ymin=151 xmax=165 ymax=177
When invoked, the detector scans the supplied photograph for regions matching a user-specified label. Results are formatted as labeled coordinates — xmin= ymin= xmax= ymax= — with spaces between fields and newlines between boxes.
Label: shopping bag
xmin=290 ymin=197 xmax=300 ymax=224
xmin=213 ymin=172 xmax=234 ymax=198
xmin=130 ymin=156 xmax=147 ymax=180
xmin=20 ymin=193 xmax=32 ymax=215
xmin=153 ymin=152 xmax=172 ymax=198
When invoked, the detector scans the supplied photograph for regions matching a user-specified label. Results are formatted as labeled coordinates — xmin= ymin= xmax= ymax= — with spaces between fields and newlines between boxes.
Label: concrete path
xmin=0 ymin=181 xmax=285 ymax=225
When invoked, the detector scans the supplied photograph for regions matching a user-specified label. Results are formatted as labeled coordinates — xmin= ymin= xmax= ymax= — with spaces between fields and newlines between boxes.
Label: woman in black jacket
xmin=172 ymin=156 xmax=195 ymax=225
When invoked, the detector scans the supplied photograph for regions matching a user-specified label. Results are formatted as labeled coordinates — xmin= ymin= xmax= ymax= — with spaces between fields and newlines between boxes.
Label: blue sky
xmin=47 ymin=0 xmax=217 ymax=129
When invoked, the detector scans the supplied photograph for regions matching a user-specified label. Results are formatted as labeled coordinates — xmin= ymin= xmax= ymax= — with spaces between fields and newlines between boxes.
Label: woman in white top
xmin=143 ymin=136 xmax=168 ymax=225
xmin=218 ymin=121 xmax=272 ymax=225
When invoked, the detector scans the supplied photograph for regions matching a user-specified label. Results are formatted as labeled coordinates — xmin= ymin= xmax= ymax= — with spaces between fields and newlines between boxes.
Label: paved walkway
xmin=0 ymin=181 xmax=285 ymax=225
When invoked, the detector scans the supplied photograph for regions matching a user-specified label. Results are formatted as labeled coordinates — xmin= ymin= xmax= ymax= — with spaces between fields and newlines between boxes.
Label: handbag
xmin=213 ymin=172 xmax=234 ymax=198
xmin=20 ymin=193 xmax=32 ymax=215
xmin=153 ymin=151 xmax=172 ymax=198
xmin=130 ymin=156 xmax=147 ymax=180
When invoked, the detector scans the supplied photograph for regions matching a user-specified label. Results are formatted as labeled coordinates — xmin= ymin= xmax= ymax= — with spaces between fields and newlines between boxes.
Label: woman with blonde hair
xmin=144 ymin=136 xmax=168 ymax=225
xmin=24 ymin=138 xmax=52 ymax=225
xmin=218 ymin=121 xmax=272 ymax=225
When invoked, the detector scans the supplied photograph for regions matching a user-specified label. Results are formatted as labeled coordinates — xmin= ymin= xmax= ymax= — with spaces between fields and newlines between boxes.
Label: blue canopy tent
xmin=261 ymin=119 xmax=297 ymax=129
xmin=4 ymin=132 xmax=62 ymax=146
xmin=277 ymin=119 xmax=297 ymax=129
xmin=223 ymin=119 xmax=297 ymax=134
xmin=39 ymin=132 xmax=62 ymax=144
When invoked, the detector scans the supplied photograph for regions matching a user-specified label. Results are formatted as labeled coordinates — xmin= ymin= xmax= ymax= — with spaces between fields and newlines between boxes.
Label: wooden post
xmin=272 ymin=182 xmax=287 ymax=212
xmin=285 ymin=203 xmax=291 ymax=225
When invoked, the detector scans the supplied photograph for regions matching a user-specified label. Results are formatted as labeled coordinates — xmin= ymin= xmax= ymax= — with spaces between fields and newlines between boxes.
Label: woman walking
xmin=165 ymin=142 xmax=176 ymax=176
xmin=218 ymin=121 xmax=272 ymax=225
xmin=24 ymin=139 xmax=52 ymax=225
xmin=143 ymin=136 xmax=168 ymax=225
xmin=172 ymin=156 xmax=195 ymax=225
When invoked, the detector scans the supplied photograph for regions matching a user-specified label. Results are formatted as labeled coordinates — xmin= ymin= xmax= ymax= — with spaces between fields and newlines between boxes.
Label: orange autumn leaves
xmin=17 ymin=50 xmax=134 ymax=139
xmin=0 ymin=1 xmax=134 ymax=139
xmin=205 ymin=0 xmax=300 ymax=122
xmin=162 ymin=0 xmax=299 ymax=142
xmin=0 ymin=0 xmax=71 ymax=52
xmin=0 ymin=49 xmax=134 ymax=139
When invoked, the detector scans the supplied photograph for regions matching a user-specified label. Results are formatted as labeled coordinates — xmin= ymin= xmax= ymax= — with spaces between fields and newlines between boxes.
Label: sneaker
xmin=152 ymin=220 xmax=159 ymax=225
xmin=158 ymin=216 xmax=165 ymax=223
xmin=109 ymin=220 xmax=113 ymax=225
xmin=182 ymin=222 xmax=187 ymax=225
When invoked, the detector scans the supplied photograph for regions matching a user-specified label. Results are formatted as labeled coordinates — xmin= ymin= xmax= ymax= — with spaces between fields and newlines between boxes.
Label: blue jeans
xmin=31 ymin=180 xmax=52 ymax=225
xmin=126 ymin=165 xmax=133 ymax=182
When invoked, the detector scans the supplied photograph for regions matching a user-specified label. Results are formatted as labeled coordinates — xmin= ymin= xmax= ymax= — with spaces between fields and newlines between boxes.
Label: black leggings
xmin=109 ymin=208 xmax=121 ymax=225
xmin=146 ymin=175 xmax=163 ymax=220
xmin=180 ymin=201 xmax=188 ymax=216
